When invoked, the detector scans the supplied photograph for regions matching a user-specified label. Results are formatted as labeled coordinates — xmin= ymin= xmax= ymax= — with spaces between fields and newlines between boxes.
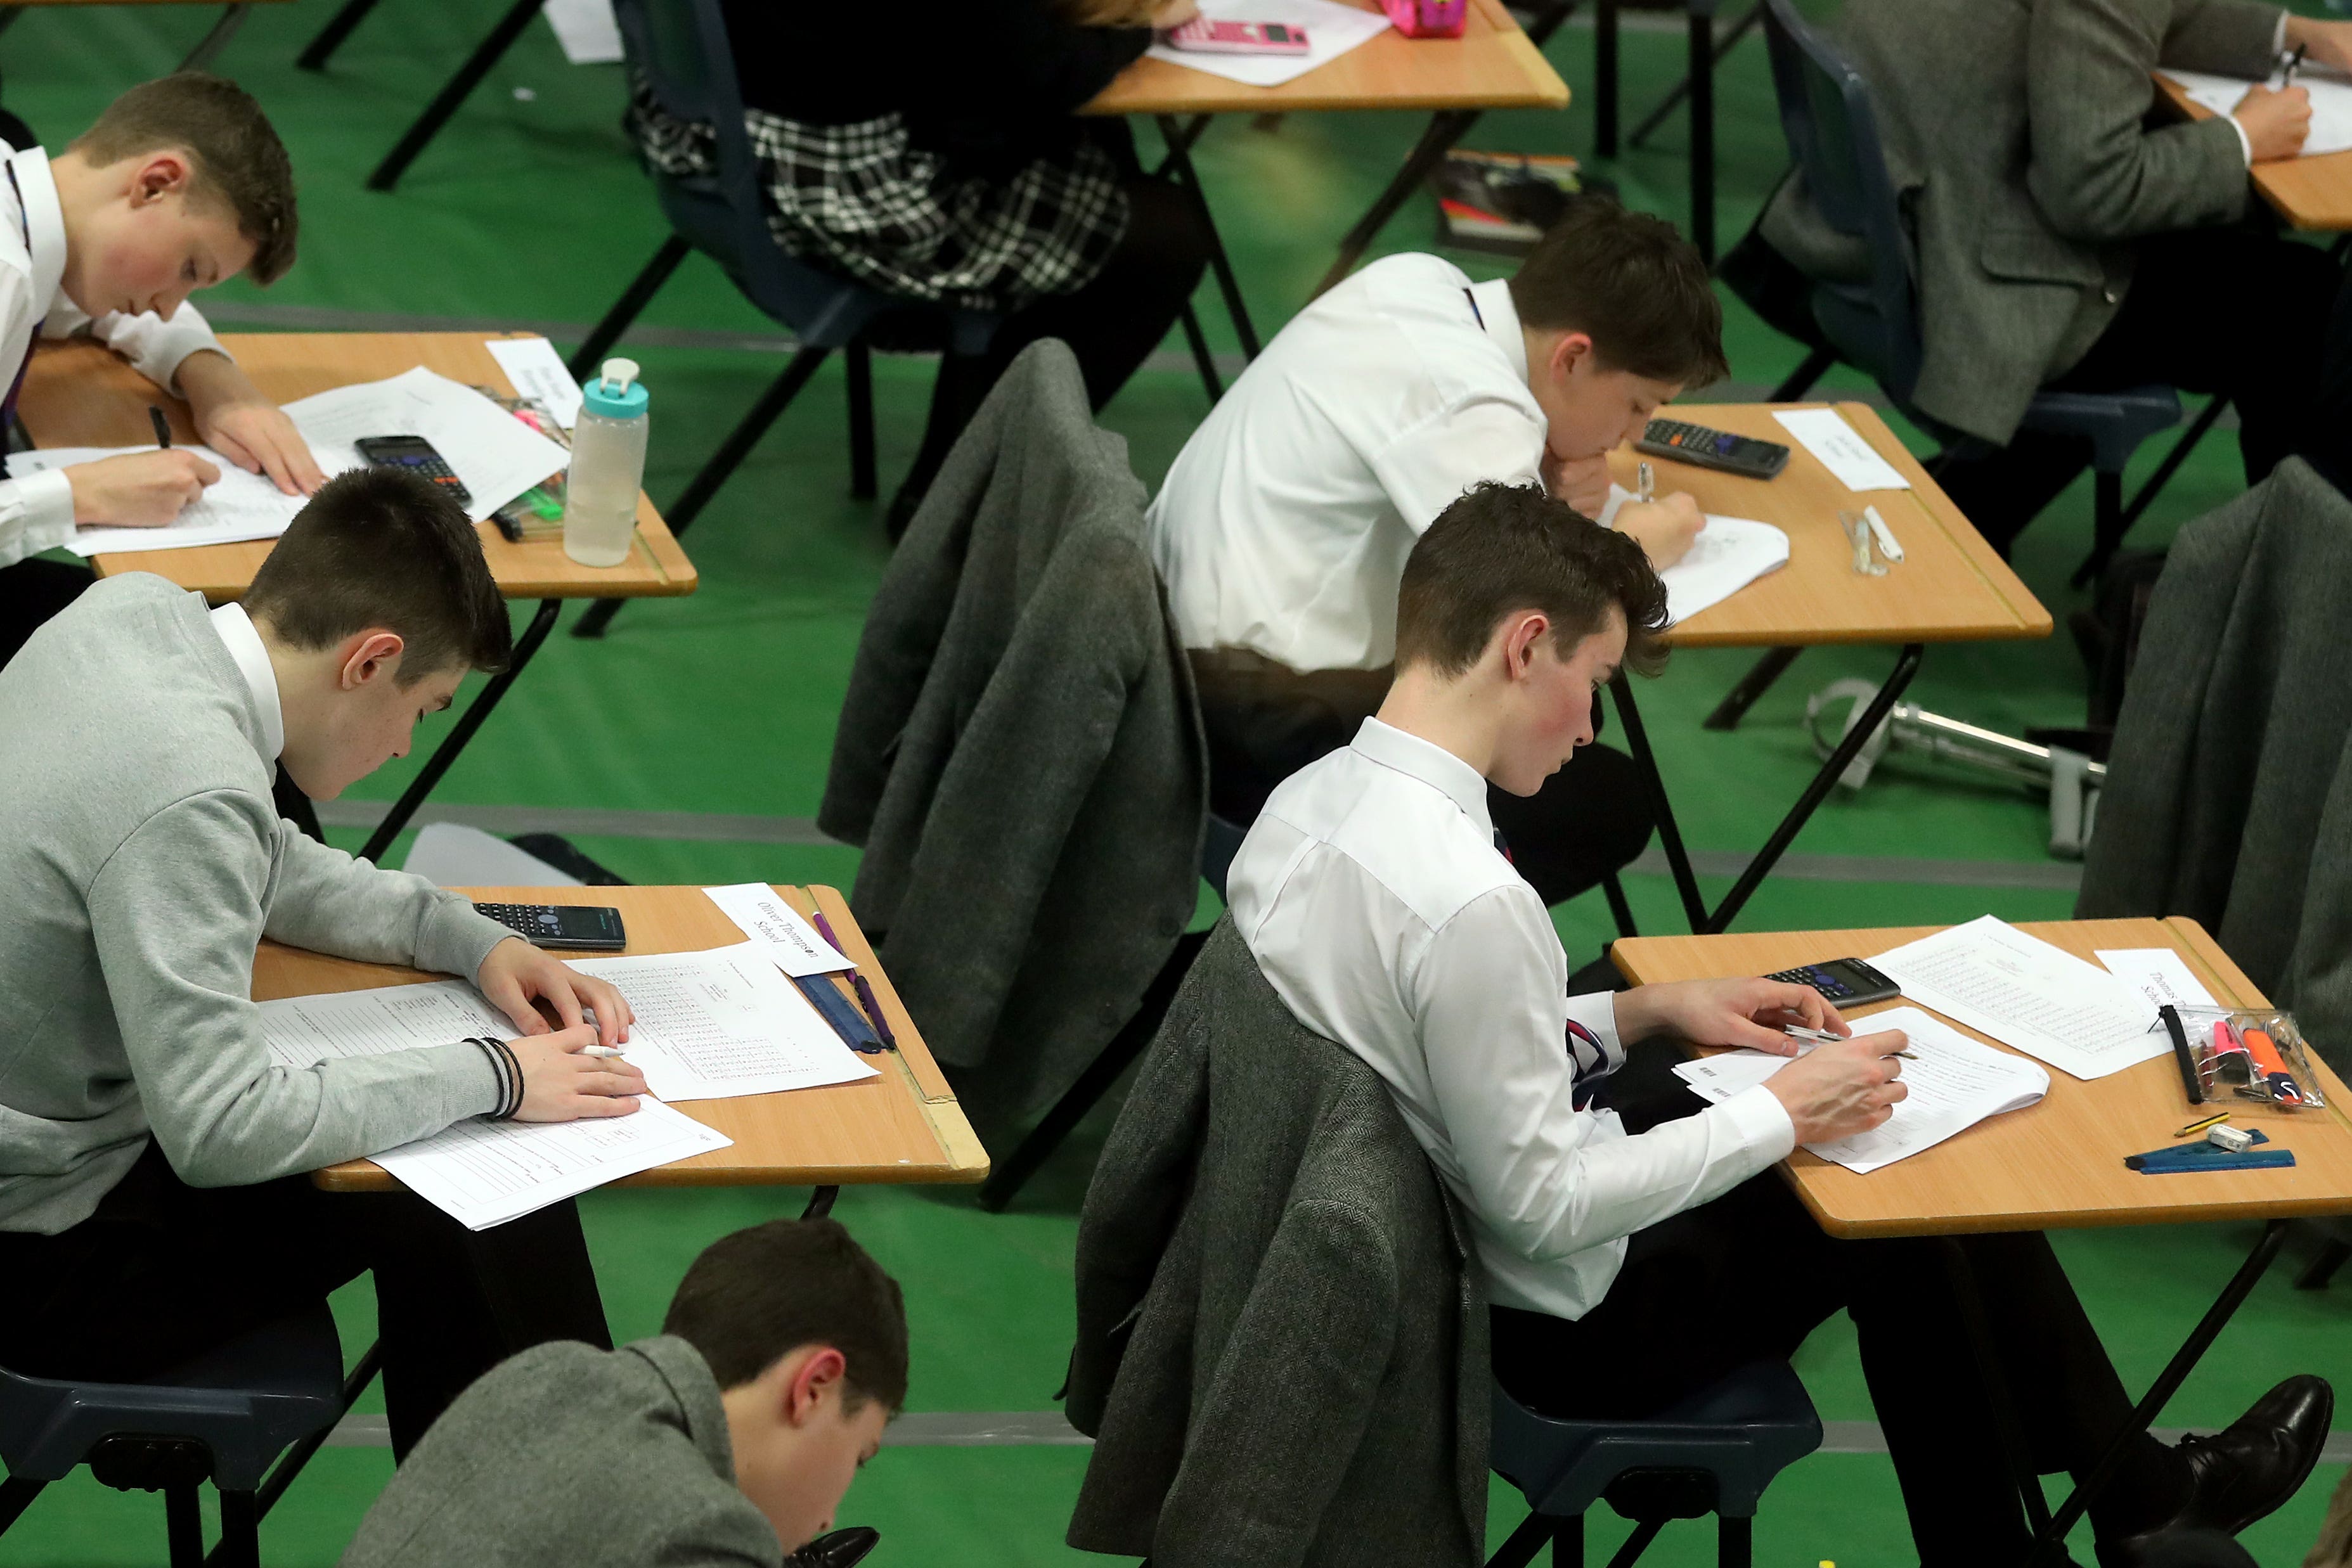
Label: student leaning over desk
xmin=0 ymin=72 xmax=327 ymax=667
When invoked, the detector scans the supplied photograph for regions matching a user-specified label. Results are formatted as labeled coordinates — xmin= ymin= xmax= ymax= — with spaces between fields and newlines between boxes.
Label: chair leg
xmin=2071 ymin=469 xmax=2128 ymax=589
xmin=567 ymin=233 xmax=692 ymax=382
xmin=845 ymin=343 xmax=876 ymax=500
xmin=1178 ymin=301 xmax=1224 ymax=404
xmin=1718 ymin=1515 xmax=1753 ymax=1568
xmin=2296 ymin=1237 xmax=2352 ymax=1290
xmin=1702 ymin=646 xmax=1802 ymax=731
xmin=1603 ymin=1517 xmax=1665 ymax=1568
xmin=1767 ymin=345 xmax=1835 ymax=403
xmin=216 ymin=1490 xmax=260 ymax=1568
xmin=0 ymin=1475 xmax=46 ymax=1535
xmin=1553 ymin=1512 xmax=1584 ymax=1568
xmin=1602 ymin=873 xmax=1639 ymax=941
xmin=574 ymin=345 xmax=832 ymax=639
xmin=1488 ymin=1511 xmax=1554 ymax=1568
xmin=165 ymin=1484 xmax=205 ymax=1568
xmin=2117 ymin=394 xmax=2230 ymax=536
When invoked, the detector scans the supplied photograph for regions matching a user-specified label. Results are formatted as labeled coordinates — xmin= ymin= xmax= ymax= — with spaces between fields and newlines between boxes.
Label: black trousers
xmin=1189 ymin=650 xmax=1656 ymax=909
xmin=1494 ymin=1083 xmax=2185 ymax=1564
xmin=893 ymin=172 xmax=1212 ymax=528
xmin=1937 ymin=224 xmax=2342 ymax=556
xmin=0 ymin=1141 xmax=611 ymax=1458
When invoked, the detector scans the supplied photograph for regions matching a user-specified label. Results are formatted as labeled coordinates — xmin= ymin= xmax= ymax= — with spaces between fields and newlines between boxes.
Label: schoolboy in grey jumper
xmin=0 ymin=466 xmax=650 ymax=1453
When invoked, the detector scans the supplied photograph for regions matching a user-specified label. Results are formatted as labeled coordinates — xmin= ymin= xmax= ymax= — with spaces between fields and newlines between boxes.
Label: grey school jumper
xmin=0 ymin=573 xmax=510 ymax=1235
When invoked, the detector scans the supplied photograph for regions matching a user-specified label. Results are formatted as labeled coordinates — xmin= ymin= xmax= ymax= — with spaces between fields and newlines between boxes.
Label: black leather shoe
xmin=786 ymin=1526 xmax=880 ymax=1568
xmin=2165 ymin=1375 xmax=2334 ymax=1535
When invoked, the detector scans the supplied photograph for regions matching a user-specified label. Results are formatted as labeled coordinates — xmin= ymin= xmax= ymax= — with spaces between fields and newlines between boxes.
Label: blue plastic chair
xmin=1758 ymin=0 xmax=2200 ymax=589
xmin=1486 ymin=1360 xmax=1823 ymax=1568
xmin=569 ymin=0 xmax=1002 ymax=638
xmin=0 ymin=1304 xmax=365 ymax=1568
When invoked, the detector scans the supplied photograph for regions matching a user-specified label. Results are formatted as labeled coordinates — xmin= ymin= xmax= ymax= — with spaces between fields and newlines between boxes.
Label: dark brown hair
xmin=243 ymin=466 xmax=510 ymax=681
xmin=69 ymin=73 xmax=297 ymax=285
xmin=664 ymin=1218 xmax=910 ymax=1411
xmin=1395 ymin=481 xmax=1669 ymax=679
xmin=1508 ymin=197 xmax=1727 ymax=387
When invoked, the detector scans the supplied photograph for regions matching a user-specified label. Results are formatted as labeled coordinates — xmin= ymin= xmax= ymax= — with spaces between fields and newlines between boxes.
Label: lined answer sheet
xmin=10 ymin=444 xmax=327 ymax=556
xmin=565 ymin=942 xmax=876 ymax=1102
xmin=1869 ymin=916 xmax=2166 ymax=1081
xmin=1673 ymin=1006 xmax=2049 ymax=1174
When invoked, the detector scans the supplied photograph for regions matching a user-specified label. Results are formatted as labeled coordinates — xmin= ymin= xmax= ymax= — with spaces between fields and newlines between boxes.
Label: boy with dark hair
xmin=342 ymin=1217 xmax=908 ymax=1568
xmin=0 ymin=72 xmax=322 ymax=663
xmin=1226 ymin=482 xmax=2333 ymax=1565
xmin=0 ymin=467 xmax=647 ymax=1453
xmin=1147 ymin=200 xmax=1725 ymax=906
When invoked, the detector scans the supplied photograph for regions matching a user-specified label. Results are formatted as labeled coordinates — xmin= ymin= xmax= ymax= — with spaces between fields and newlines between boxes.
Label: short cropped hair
xmin=663 ymin=1219 xmax=910 ymax=1412
xmin=69 ymin=74 xmax=297 ymax=285
xmin=243 ymin=466 xmax=510 ymax=681
xmin=1396 ymin=482 xmax=1670 ymax=680
xmin=1508 ymin=198 xmax=1728 ymax=387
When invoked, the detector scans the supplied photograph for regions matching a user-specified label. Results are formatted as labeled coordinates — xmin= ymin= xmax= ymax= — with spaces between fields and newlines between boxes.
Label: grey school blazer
xmin=1761 ymin=0 xmax=2279 ymax=445
xmin=339 ymin=1337 xmax=780 ymax=1568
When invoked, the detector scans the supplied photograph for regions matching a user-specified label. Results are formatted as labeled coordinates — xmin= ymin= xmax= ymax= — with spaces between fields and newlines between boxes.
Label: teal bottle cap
xmin=581 ymin=357 xmax=648 ymax=418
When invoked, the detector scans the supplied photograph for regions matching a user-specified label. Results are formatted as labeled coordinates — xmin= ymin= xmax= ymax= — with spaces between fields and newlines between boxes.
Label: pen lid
xmin=582 ymin=357 xmax=649 ymax=420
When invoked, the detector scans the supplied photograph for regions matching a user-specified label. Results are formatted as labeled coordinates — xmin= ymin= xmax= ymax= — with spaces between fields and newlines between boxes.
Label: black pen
xmin=148 ymin=405 xmax=171 ymax=449
xmin=2285 ymin=41 xmax=2308 ymax=89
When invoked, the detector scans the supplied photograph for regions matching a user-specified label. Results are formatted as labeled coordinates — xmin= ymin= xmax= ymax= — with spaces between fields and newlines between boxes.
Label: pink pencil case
xmin=1383 ymin=0 xmax=1468 ymax=37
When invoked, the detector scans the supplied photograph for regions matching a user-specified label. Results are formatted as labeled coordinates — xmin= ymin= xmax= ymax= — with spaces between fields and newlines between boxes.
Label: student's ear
xmin=1499 ymin=611 xmax=1551 ymax=681
xmin=129 ymin=153 xmax=193 ymax=207
xmin=1548 ymin=331 xmax=1595 ymax=384
xmin=784 ymin=1347 xmax=848 ymax=1428
xmin=337 ymin=631 xmax=405 ymax=691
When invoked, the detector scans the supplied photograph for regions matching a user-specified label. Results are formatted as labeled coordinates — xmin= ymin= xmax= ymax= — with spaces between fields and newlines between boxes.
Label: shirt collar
xmin=7 ymin=146 xmax=67 ymax=305
xmin=1468 ymin=276 xmax=1527 ymax=385
xmin=208 ymin=601 xmax=284 ymax=762
xmin=1350 ymin=716 xmax=1494 ymax=838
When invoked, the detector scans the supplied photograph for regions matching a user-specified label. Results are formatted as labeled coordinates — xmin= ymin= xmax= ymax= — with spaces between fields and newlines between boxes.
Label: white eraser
xmin=2207 ymin=1124 xmax=2255 ymax=1154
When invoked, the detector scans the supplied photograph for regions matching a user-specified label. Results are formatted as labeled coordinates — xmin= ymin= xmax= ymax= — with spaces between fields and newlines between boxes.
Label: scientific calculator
xmin=472 ymin=902 xmax=628 ymax=952
xmin=1766 ymin=957 xmax=1900 ymax=1007
xmin=1635 ymin=418 xmax=1790 ymax=480
xmin=356 ymin=435 xmax=474 ymax=508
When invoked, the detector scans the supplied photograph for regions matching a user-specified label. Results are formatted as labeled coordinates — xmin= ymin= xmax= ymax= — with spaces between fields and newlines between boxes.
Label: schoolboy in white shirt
xmin=1225 ymin=481 xmax=2334 ymax=1565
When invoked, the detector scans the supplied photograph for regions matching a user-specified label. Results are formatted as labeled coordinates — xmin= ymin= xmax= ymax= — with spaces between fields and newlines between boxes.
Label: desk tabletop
xmin=1612 ymin=917 xmax=2352 ymax=1237
xmin=1611 ymin=401 xmax=2052 ymax=650
xmin=1084 ymin=0 xmax=1567 ymax=117
xmin=261 ymin=885 xmax=988 ymax=1194
xmin=2152 ymin=74 xmax=2352 ymax=231
xmin=21 ymin=331 xmax=697 ymax=604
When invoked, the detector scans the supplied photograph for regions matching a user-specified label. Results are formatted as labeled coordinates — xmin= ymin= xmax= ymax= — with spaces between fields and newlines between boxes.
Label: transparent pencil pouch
xmin=2159 ymin=1005 xmax=2329 ymax=1110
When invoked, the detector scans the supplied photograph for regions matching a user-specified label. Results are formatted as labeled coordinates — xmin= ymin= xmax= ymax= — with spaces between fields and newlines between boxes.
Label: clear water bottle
xmin=564 ymin=357 xmax=650 ymax=568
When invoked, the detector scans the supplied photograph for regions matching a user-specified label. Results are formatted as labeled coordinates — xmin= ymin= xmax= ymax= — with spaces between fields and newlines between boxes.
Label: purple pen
xmin=808 ymin=906 xmax=898 ymax=1050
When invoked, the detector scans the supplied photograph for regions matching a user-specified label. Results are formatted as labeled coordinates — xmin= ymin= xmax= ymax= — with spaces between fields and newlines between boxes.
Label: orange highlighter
xmin=2241 ymin=1024 xmax=2306 ymax=1105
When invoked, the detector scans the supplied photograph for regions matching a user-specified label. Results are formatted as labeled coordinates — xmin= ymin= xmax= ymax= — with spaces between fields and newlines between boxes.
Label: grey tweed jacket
xmin=1065 ymin=920 xmax=1489 ymax=1568
xmin=818 ymin=341 xmax=1206 ymax=1136
xmin=339 ymin=1337 xmax=779 ymax=1568
xmin=1761 ymin=0 xmax=2279 ymax=445
xmin=2077 ymin=459 xmax=2352 ymax=1079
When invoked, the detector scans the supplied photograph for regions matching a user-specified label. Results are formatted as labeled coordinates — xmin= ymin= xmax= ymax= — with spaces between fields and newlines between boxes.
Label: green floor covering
xmin=2 ymin=2 xmax=2348 ymax=1563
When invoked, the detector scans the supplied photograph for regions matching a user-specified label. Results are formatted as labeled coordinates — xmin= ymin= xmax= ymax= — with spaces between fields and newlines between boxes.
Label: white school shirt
xmin=1146 ymin=252 xmax=1556 ymax=673
xmin=0 ymin=143 xmax=232 ymax=569
xmin=1227 ymin=718 xmax=1796 ymax=1320
xmin=207 ymin=600 xmax=283 ymax=762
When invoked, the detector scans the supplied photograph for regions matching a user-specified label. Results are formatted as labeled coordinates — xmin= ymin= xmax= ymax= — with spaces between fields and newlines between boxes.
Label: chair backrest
xmin=1757 ymin=0 xmax=1925 ymax=401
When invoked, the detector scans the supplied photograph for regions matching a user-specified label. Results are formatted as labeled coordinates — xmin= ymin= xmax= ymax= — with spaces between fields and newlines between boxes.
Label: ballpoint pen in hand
xmin=2285 ymin=41 xmax=2308 ymax=89
xmin=1636 ymin=459 xmax=1655 ymax=505
xmin=148 ymin=405 xmax=172 ymax=449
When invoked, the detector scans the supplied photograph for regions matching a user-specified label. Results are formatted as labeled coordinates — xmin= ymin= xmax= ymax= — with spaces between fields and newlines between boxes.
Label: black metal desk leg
xmin=801 ymin=1186 xmax=840 ymax=1220
xmin=178 ymin=4 xmax=251 ymax=72
xmin=1596 ymin=0 xmax=1620 ymax=157
xmin=297 ymin=0 xmax=383 ymax=71
xmin=1313 ymin=108 xmax=1478 ymax=299
xmin=1688 ymin=0 xmax=1716 ymax=262
xmin=366 ymin=0 xmax=548 ymax=193
xmin=1627 ymin=2 xmax=1761 ymax=150
xmin=1608 ymin=673 xmax=1710 ymax=933
xmin=1155 ymin=115 xmax=1260 ymax=360
xmin=358 ymin=598 xmax=560 ymax=864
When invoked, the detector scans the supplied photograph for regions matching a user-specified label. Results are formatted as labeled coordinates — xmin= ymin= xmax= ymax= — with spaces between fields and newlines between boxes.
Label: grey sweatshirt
xmin=0 ymin=573 xmax=512 ymax=1235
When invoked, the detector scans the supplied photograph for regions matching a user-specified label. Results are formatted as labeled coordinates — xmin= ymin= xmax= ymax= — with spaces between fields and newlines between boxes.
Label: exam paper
xmin=1869 ymin=915 xmax=2168 ymax=1081
xmin=255 ymin=980 xmax=732 ymax=1230
xmin=1658 ymin=515 xmax=1790 ymax=624
xmin=1145 ymin=0 xmax=1392 ymax=88
xmin=2160 ymin=67 xmax=2352 ymax=158
xmin=284 ymin=366 xmax=570 ymax=523
xmin=1672 ymin=1006 xmax=2049 ymax=1174
xmin=1773 ymin=408 xmax=1913 ymax=493
xmin=8 ymin=444 xmax=330 ymax=556
xmin=2097 ymin=948 xmax=2220 ymax=1012
xmin=486 ymin=337 xmax=585 ymax=428
xmin=702 ymin=883 xmax=853 ymax=977
xmin=564 ymin=942 xmax=877 ymax=1102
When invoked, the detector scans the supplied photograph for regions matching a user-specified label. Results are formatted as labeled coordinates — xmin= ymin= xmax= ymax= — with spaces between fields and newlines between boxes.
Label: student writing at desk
xmin=1757 ymin=0 xmax=2352 ymax=555
xmin=0 ymin=73 xmax=325 ymax=666
xmin=628 ymin=0 xmax=1212 ymax=536
xmin=1149 ymin=201 xmax=1716 ymax=908
xmin=1225 ymin=482 xmax=2335 ymax=1565
xmin=0 ymin=469 xmax=645 ymax=1456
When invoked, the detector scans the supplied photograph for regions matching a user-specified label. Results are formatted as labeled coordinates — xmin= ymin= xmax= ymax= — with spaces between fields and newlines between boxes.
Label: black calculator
xmin=356 ymin=435 xmax=474 ymax=508
xmin=1636 ymin=418 xmax=1790 ymax=480
xmin=474 ymin=902 xmax=628 ymax=952
xmin=1767 ymin=957 xmax=1900 ymax=1006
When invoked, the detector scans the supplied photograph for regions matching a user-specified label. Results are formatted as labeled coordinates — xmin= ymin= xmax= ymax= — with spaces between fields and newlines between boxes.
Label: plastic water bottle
xmin=563 ymin=357 xmax=650 ymax=568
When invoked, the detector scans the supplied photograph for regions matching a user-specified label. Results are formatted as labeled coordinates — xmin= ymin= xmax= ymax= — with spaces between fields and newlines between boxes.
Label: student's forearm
xmin=264 ymin=820 xmax=516 ymax=980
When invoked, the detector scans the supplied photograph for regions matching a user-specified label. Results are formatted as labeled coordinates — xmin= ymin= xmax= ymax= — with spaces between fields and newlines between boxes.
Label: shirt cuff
xmin=2276 ymin=11 xmax=2291 ymax=55
xmin=12 ymin=466 xmax=75 ymax=555
xmin=1715 ymin=1081 xmax=1799 ymax=1163
xmin=2229 ymin=112 xmax=2255 ymax=168
xmin=1567 ymin=990 xmax=1625 ymax=1074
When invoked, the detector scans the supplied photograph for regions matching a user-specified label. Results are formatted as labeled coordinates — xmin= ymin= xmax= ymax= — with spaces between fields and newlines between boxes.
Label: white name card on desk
xmin=1773 ymin=408 xmax=1913 ymax=493
xmin=703 ymin=882 xmax=853 ymax=977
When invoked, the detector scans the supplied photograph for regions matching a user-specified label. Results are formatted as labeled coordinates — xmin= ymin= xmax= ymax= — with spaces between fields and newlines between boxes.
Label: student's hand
xmin=1613 ymin=492 xmax=1704 ymax=569
xmin=2234 ymin=82 xmax=2312 ymax=163
xmin=507 ymin=1024 xmax=649 ymax=1122
xmin=178 ymin=350 xmax=327 ymax=498
xmin=1542 ymin=451 xmax=1615 ymax=517
xmin=477 ymin=936 xmax=637 ymax=1046
xmin=62 ymin=449 xmax=220 ymax=525
xmin=1762 ymin=1030 xmax=1909 ymax=1144
xmin=2284 ymin=16 xmax=2352 ymax=79
xmin=1615 ymin=975 xmax=1850 ymax=1054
